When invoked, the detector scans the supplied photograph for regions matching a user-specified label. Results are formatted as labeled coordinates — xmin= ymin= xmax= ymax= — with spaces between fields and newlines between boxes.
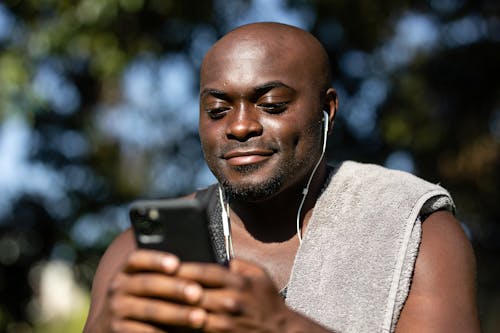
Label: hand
xmin=96 ymin=249 xmax=209 ymax=333
xmin=92 ymin=250 xmax=331 ymax=333
xmin=176 ymin=258 xmax=303 ymax=332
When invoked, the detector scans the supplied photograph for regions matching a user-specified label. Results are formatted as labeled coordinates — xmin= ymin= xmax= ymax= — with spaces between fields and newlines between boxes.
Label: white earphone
xmin=323 ymin=110 xmax=329 ymax=134
xmin=322 ymin=110 xmax=329 ymax=148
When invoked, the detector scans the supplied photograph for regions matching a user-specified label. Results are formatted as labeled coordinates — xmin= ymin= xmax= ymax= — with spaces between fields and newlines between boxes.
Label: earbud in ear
xmin=323 ymin=110 xmax=329 ymax=135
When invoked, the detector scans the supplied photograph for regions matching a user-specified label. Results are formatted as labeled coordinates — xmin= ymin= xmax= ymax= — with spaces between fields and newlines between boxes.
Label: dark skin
xmin=83 ymin=23 xmax=480 ymax=332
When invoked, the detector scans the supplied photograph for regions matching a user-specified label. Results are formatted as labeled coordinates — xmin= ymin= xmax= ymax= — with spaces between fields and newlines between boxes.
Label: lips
xmin=223 ymin=149 xmax=274 ymax=166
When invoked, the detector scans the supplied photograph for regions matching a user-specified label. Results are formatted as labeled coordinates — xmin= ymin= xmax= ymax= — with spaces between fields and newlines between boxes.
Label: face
xmin=199 ymin=38 xmax=326 ymax=202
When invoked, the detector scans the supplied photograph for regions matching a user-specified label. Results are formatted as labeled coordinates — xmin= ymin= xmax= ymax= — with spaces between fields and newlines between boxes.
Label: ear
xmin=323 ymin=88 xmax=338 ymax=134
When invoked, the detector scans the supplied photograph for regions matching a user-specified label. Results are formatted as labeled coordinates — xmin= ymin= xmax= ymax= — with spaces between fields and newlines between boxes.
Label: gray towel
xmin=286 ymin=161 xmax=454 ymax=332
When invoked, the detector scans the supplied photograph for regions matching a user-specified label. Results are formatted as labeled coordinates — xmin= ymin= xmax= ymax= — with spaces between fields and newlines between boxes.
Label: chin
xmin=217 ymin=164 xmax=285 ymax=202
xmin=222 ymin=179 xmax=283 ymax=202
xmin=230 ymin=163 xmax=262 ymax=175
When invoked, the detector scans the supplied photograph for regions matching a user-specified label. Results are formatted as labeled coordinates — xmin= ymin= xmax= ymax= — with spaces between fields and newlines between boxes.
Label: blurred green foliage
xmin=0 ymin=0 xmax=498 ymax=332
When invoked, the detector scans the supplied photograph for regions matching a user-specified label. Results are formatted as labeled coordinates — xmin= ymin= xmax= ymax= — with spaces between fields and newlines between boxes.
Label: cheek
xmin=199 ymin=121 xmax=222 ymax=150
xmin=296 ymin=120 xmax=323 ymax=153
xmin=267 ymin=118 xmax=320 ymax=151
xmin=199 ymin=135 xmax=218 ymax=165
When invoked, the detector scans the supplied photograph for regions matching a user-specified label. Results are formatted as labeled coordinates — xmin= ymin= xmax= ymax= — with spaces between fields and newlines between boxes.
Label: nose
xmin=225 ymin=106 xmax=263 ymax=141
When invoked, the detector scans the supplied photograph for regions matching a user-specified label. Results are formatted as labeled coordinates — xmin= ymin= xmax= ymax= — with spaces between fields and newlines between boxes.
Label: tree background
xmin=0 ymin=0 xmax=498 ymax=332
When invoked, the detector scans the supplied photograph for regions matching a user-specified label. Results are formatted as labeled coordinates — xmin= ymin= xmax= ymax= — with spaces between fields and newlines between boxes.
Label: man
xmin=83 ymin=22 xmax=480 ymax=332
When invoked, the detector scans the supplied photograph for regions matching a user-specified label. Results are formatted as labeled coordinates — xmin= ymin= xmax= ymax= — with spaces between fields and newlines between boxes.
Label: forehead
xmin=200 ymin=38 xmax=311 ymax=92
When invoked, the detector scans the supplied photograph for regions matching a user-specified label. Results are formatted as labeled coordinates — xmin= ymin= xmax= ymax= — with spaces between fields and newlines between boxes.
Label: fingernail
xmin=223 ymin=297 xmax=240 ymax=313
xmin=110 ymin=278 xmax=121 ymax=292
xmin=161 ymin=255 xmax=179 ymax=273
xmin=184 ymin=284 xmax=202 ymax=303
xmin=189 ymin=308 xmax=206 ymax=328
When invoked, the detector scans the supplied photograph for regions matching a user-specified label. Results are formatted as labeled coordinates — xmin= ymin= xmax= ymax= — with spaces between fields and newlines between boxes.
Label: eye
xmin=258 ymin=102 xmax=287 ymax=114
xmin=206 ymin=107 xmax=230 ymax=119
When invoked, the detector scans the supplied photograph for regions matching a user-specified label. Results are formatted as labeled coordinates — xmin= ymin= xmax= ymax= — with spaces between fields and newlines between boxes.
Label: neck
xmin=226 ymin=160 xmax=329 ymax=243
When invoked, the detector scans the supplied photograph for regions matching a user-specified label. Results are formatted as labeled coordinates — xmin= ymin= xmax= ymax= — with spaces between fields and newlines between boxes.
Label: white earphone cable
xmin=218 ymin=186 xmax=233 ymax=260
xmin=296 ymin=111 xmax=329 ymax=244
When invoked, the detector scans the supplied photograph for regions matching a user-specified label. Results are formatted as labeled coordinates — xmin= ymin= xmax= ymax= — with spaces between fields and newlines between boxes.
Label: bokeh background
xmin=0 ymin=0 xmax=498 ymax=332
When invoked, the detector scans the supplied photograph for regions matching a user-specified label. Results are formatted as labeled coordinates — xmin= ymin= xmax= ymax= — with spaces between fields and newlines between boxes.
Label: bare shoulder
xmin=396 ymin=210 xmax=481 ymax=332
xmin=84 ymin=228 xmax=136 ymax=327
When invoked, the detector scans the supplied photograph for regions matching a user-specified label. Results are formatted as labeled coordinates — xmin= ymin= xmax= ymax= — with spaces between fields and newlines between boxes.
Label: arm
xmin=395 ymin=211 xmax=481 ymax=332
xmin=83 ymin=228 xmax=136 ymax=331
xmin=84 ymin=229 xmax=136 ymax=333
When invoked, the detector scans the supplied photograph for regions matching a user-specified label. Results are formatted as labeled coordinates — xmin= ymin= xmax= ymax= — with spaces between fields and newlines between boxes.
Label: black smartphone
xmin=129 ymin=198 xmax=217 ymax=263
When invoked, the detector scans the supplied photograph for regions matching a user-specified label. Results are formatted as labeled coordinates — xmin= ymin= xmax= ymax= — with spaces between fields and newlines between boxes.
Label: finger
xmin=199 ymin=288 xmax=245 ymax=314
xmin=203 ymin=313 xmax=241 ymax=333
xmin=110 ymin=294 xmax=207 ymax=329
xmin=124 ymin=250 xmax=180 ymax=274
xmin=109 ymin=318 xmax=166 ymax=333
xmin=177 ymin=262 xmax=246 ymax=289
xmin=113 ymin=272 xmax=203 ymax=304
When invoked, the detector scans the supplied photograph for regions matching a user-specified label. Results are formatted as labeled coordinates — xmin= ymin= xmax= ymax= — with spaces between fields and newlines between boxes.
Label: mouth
xmin=222 ymin=149 xmax=275 ymax=166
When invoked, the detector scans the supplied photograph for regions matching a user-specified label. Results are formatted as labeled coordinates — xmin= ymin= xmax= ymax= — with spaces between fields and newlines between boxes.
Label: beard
xmin=209 ymin=151 xmax=311 ymax=202
xmin=219 ymin=165 xmax=283 ymax=202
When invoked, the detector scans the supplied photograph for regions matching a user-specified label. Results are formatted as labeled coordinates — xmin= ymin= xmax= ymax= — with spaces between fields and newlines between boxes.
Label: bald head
xmin=198 ymin=23 xmax=338 ymax=202
xmin=200 ymin=22 xmax=332 ymax=94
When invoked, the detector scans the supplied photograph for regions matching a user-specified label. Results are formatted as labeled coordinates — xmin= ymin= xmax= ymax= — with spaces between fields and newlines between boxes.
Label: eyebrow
xmin=199 ymin=88 xmax=228 ymax=100
xmin=200 ymin=81 xmax=294 ymax=100
xmin=254 ymin=81 xmax=294 ymax=95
